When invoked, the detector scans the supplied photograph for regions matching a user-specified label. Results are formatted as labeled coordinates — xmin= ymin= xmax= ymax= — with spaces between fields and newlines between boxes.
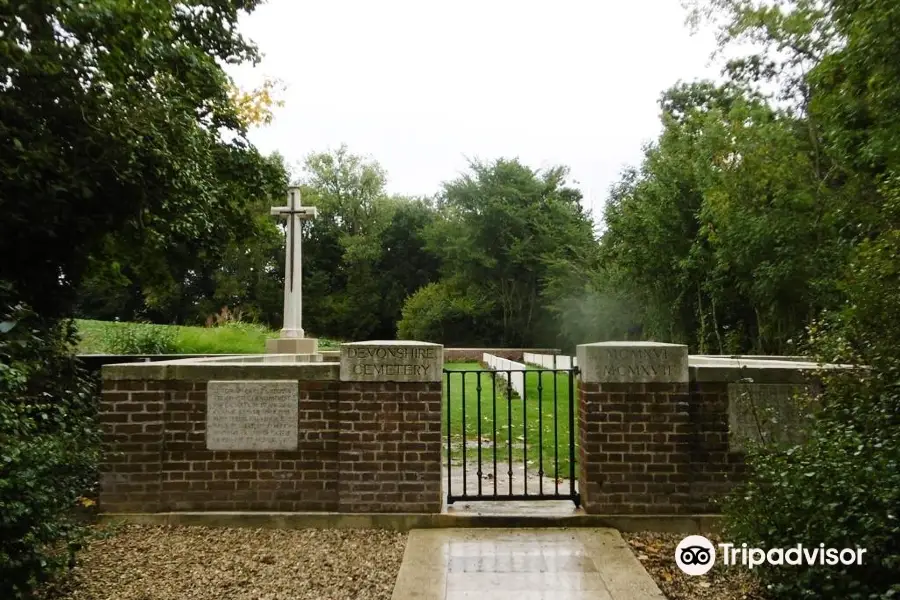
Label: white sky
xmin=228 ymin=0 xmax=722 ymax=223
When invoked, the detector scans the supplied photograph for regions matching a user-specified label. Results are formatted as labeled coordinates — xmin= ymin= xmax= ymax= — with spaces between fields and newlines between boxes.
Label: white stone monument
xmin=266 ymin=186 xmax=319 ymax=355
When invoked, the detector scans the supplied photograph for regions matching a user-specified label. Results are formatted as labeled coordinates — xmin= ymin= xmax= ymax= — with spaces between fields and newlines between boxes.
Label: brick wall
xmin=100 ymin=378 xmax=440 ymax=513
xmin=338 ymin=382 xmax=442 ymax=513
xmin=577 ymin=380 xmax=746 ymax=515
xmin=688 ymin=381 xmax=745 ymax=511
xmin=100 ymin=380 xmax=166 ymax=512
xmin=578 ymin=381 xmax=693 ymax=514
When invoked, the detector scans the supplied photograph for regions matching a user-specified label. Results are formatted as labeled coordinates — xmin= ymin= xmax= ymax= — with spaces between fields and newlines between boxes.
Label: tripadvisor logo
xmin=675 ymin=535 xmax=717 ymax=575
xmin=675 ymin=535 xmax=867 ymax=576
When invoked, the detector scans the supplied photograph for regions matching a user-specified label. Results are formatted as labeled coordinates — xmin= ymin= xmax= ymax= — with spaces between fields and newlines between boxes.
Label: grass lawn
xmin=442 ymin=361 xmax=578 ymax=481
xmin=75 ymin=319 xmax=340 ymax=354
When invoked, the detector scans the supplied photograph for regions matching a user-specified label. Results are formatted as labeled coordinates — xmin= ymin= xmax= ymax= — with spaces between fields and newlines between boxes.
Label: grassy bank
xmin=75 ymin=319 xmax=340 ymax=354
xmin=442 ymin=361 xmax=578 ymax=480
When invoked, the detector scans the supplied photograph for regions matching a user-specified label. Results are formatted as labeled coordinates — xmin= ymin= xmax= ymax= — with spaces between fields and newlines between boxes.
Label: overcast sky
xmin=228 ymin=0 xmax=722 ymax=222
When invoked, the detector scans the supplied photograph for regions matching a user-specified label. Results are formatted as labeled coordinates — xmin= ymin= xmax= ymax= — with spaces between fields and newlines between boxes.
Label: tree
xmin=374 ymin=198 xmax=442 ymax=337
xmin=0 ymin=0 xmax=268 ymax=319
xmin=405 ymin=158 xmax=596 ymax=347
xmin=72 ymin=73 xmax=289 ymax=325
xmin=599 ymin=81 xmax=845 ymax=353
xmin=0 ymin=2 xmax=277 ymax=596
xmin=74 ymin=151 xmax=288 ymax=325
xmin=229 ymin=78 xmax=286 ymax=128
xmin=299 ymin=146 xmax=441 ymax=340
xmin=678 ymin=2 xmax=900 ymax=597
xmin=683 ymin=0 xmax=841 ymax=109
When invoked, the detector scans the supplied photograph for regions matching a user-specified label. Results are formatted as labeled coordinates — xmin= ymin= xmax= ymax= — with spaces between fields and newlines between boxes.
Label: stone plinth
xmin=340 ymin=340 xmax=442 ymax=382
xmin=577 ymin=341 xmax=691 ymax=515
xmin=266 ymin=337 xmax=318 ymax=355
xmin=577 ymin=341 xmax=688 ymax=384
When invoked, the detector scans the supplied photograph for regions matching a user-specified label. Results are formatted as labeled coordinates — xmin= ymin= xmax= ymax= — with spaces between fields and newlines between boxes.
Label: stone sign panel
xmin=728 ymin=383 xmax=815 ymax=452
xmin=340 ymin=341 xmax=443 ymax=382
xmin=206 ymin=380 xmax=298 ymax=450
xmin=576 ymin=342 xmax=689 ymax=383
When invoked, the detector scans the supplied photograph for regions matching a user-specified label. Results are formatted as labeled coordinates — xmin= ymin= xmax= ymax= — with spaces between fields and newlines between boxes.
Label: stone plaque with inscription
xmin=206 ymin=380 xmax=298 ymax=450
xmin=576 ymin=341 xmax=689 ymax=383
xmin=340 ymin=340 xmax=443 ymax=382
xmin=728 ymin=383 xmax=816 ymax=452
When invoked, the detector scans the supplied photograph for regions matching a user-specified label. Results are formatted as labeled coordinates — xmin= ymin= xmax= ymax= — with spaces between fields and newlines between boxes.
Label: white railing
xmin=522 ymin=352 xmax=578 ymax=370
xmin=482 ymin=353 xmax=526 ymax=398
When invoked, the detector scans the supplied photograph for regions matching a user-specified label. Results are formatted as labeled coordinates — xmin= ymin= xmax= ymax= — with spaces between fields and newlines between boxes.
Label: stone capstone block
xmin=340 ymin=341 xmax=443 ymax=382
xmin=576 ymin=341 xmax=689 ymax=384
xmin=266 ymin=337 xmax=318 ymax=355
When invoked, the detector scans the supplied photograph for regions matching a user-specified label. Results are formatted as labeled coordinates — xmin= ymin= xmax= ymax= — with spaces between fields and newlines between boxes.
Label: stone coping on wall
xmin=100 ymin=351 xmax=857 ymax=383
xmin=688 ymin=355 xmax=856 ymax=383
xmin=445 ymin=347 xmax=562 ymax=354
xmin=693 ymin=354 xmax=812 ymax=362
xmin=101 ymin=358 xmax=340 ymax=382
xmin=100 ymin=347 xmax=557 ymax=381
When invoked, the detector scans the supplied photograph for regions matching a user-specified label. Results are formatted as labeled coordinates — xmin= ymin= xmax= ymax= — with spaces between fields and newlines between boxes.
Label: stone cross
xmin=270 ymin=186 xmax=317 ymax=339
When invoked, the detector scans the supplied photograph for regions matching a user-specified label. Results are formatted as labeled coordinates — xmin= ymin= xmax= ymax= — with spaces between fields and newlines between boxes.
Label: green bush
xmin=398 ymin=281 xmax=500 ymax=345
xmin=174 ymin=321 xmax=275 ymax=354
xmin=0 ymin=290 xmax=100 ymax=598
xmin=101 ymin=321 xmax=177 ymax=354
xmin=723 ymin=397 xmax=900 ymax=599
xmin=723 ymin=225 xmax=900 ymax=599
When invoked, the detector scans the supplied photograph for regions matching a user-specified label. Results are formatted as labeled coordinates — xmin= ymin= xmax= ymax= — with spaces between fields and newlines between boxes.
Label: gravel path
xmin=59 ymin=525 xmax=406 ymax=600
xmin=624 ymin=532 xmax=765 ymax=600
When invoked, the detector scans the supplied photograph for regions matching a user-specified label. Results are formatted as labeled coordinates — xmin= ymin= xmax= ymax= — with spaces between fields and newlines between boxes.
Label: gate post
xmin=575 ymin=341 xmax=690 ymax=514
xmin=338 ymin=341 xmax=443 ymax=512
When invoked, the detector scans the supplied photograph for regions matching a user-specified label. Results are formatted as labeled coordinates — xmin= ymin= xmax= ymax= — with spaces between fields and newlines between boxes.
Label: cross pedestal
xmin=266 ymin=186 xmax=319 ymax=355
xmin=266 ymin=337 xmax=318 ymax=354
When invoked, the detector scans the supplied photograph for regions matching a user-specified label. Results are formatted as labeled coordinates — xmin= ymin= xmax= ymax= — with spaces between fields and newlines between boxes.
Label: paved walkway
xmin=390 ymin=528 xmax=666 ymax=600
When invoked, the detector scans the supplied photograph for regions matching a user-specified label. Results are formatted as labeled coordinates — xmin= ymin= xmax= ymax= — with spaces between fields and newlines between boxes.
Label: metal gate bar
xmin=444 ymin=367 xmax=580 ymax=506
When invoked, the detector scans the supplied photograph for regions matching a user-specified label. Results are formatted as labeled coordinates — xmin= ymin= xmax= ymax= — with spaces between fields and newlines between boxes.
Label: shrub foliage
xmin=101 ymin=321 xmax=178 ymax=354
xmin=0 ymin=289 xmax=100 ymax=598
xmin=723 ymin=212 xmax=900 ymax=599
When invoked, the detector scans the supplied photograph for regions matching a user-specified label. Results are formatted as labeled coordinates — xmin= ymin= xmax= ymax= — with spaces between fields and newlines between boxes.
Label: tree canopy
xmin=5 ymin=0 xmax=900 ymax=596
xmin=4 ymin=0 xmax=900 ymax=360
xmin=1 ymin=0 xmax=278 ymax=319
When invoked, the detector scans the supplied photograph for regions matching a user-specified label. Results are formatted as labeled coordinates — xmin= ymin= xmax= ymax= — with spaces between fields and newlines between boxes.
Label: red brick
xmin=101 ymin=376 xmax=443 ymax=513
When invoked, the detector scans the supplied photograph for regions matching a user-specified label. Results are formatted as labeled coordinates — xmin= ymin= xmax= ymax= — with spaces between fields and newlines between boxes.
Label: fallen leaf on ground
xmin=53 ymin=525 xmax=406 ymax=600
xmin=624 ymin=532 xmax=766 ymax=600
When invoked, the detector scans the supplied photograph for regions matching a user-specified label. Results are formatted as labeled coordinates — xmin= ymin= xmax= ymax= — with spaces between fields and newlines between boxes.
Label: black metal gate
xmin=443 ymin=366 xmax=580 ymax=506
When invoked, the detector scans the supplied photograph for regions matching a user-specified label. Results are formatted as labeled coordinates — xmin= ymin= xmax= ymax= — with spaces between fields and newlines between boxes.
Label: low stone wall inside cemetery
xmin=443 ymin=347 xmax=560 ymax=362
xmin=523 ymin=352 xmax=578 ymax=369
xmin=99 ymin=342 xmax=443 ymax=514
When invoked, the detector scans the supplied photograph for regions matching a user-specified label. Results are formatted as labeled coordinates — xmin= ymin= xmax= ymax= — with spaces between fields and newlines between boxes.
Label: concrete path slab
xmin=391 ymin=528 xmax=666 ymax=600
xmin=444 ymin=458 xmax=576 ymax=499
xmin=444 ymin=500 xmax=580 ymax=517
